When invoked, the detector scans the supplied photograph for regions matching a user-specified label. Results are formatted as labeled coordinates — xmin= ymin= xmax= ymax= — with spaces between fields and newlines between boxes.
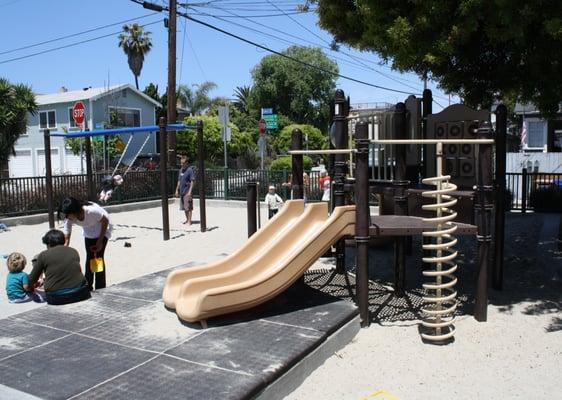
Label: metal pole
xmin=291 ymin=128 xmax=304 ymax=200
xmin=393 ymin=102 xmax=408 ymax=295
xmin=167 ymin=0 xmax=177 ymax=165
xmin=43 ymin=129 xmax=55 ymax=229
xmin=197 ymin=120 xmax=206 ymax=232
xmin=521 ymin=167 xmax=528 ymax=214
xmin=474 ymin=121 xmax=494 ymax=321
xmin=159 ymin=117 xmax=170 ymax=241
xmin=334 ymin=90 xmax=349 ymax=273
xmin=422 ymin=89 xmax=433 ymax=273
xmin=355 ymin=121 xmax=371 ymax=327
xmin=493 ymin=104 xmax=507 ymax=290
xmin=85 ymin=131 xmax=94 ymax=201
xmin=224 ymin=126 xmax=228 ymax=169
xmin=257 ymin=181 xmax=261 ymax=229
xmin=247 ymin=180 xmax=257 ymax=237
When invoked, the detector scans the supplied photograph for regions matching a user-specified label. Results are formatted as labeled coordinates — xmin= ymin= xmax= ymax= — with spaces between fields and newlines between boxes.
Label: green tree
xmin=271 ymin=124 xmax=327 ymax=156
xmin=312 ymin=0 xmax=562 ymax=115
xmin=177 ymin=81 xmax=218 ymax=115
xmin=250 ymin=46 xmax=338 ymax=128
xmin=0 ymin=78 xmax=37 ymax=166
xmin=233 ymin=85 xmax=252 ymax=114
xmin=143 ymin=83 xmax=166 ymax=122
xmin=270 ymin=155 xmax=313 ymax=171
xmin=118 ymin=23 xmax=153 ymax=90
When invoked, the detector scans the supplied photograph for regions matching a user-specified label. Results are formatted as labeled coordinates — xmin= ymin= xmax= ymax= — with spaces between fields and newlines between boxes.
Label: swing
xmin=98 ymin=133 xmax=152 ymax=203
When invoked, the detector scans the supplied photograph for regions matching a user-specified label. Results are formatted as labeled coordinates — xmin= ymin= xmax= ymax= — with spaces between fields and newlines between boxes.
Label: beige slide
xmin=164 ymin=201 xmax=356 ymax=323
xmin=163 ymin=199 xmax=306 ymax=309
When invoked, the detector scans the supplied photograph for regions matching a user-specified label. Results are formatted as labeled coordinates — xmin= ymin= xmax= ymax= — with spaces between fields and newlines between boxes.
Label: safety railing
xmin=506 ymin=170 xmax=562 ymax=212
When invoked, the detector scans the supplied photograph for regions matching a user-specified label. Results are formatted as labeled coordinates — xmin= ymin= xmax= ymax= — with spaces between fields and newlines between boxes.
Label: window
xmin=108 ymin=107 xmax=140 ymax=127
xmin=527 ymin=120 xmax=547 ymax=148
xmin=39 ymin=110 xmax=56 ymax=129
xmin=68 ymin=108 xmax=78 ymax=129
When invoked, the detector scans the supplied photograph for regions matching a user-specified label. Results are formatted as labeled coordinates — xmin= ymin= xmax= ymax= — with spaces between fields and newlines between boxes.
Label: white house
xmin=8 ymin=84 xmax=161 ymax=177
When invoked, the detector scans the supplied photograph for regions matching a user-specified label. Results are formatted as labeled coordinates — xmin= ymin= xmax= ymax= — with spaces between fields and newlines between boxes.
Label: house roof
xmin=35 ymin=84 xmax=162 ymax=107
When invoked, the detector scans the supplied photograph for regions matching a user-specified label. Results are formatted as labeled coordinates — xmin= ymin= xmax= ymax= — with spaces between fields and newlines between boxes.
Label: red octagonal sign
xmin=72 ymin=101 xmax=86 ymax=127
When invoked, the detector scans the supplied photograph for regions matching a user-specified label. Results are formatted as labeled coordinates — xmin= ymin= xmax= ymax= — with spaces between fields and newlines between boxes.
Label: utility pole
xmin=167 ymin=0 xmax=177 ymax=166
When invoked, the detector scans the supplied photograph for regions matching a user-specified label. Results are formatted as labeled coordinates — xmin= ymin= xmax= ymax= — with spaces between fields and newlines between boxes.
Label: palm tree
xmin=177 ymin=81 xmax=218 ymax=115
xmin=233 ymin=85 xmax=252 ymax=114
xmin=0 ymin=78 xmax=37 ymax=167
xmin=118 ymin=24 xmax=153 ymax=89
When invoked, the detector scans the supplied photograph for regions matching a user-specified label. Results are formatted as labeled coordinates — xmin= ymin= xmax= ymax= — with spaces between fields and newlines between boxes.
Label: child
xmin=5 ymin=252 xmax=44 ymax=303
xmin=99 ymin=174 xmax=124 ymax=203
xmin=265 ymin=185 xmax=284 ymax=219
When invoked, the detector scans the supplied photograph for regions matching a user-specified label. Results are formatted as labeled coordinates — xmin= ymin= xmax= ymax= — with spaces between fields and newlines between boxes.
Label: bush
xmin=270 ymin=155 xmax=312 ymax=171
xmin=529 ymin=186 xmax=562 ymax=212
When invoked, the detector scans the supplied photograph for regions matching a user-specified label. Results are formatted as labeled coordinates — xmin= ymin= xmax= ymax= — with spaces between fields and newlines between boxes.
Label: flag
xmin=521 ymin=120 xmax=528 ymax=149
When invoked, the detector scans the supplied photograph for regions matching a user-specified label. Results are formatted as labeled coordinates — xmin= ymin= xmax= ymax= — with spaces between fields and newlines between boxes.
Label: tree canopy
xmin=0 ymin=78 xmax=37 ymax=165
xmin=118 ymin=23 xmax=152 ymax=90
xmin=313 ymin=0 xmax=562 ymax=115
xmin=250 ymin=46 xmax=338 ymax=128
xmin=177 ymin=81 xmax=218 ymax=116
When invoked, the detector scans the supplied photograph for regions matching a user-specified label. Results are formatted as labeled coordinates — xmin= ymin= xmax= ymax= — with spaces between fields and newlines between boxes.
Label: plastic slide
xmin=163 ymin=199 xmax=306 ymax=308
xmin=164 ymin=202 xmax=356 ymax=323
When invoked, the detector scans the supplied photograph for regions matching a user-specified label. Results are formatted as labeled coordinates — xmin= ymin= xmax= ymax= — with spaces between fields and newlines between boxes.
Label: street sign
xmin=261 ymin=107 xmax=273 ymax=116
xmin=263 ymin=114 xmax=278 ymax=130
xmin=218 ymin=106 xmax=229 ymax=126
xmin=72 ymin=101 xmax=85 ymax=127
xmin=259 ymin=119 xmax=267 ymax=136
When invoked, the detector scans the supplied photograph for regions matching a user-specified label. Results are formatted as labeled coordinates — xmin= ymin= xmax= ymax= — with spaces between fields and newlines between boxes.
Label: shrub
xmin=270 ymin=155 xmax=312 ymax=171
xmin=529 ymin=186 xmax=562 ymax=212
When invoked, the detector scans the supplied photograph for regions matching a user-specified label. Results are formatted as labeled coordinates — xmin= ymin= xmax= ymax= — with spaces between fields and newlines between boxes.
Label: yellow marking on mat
xmin=361 ymin=389 xmax=400 ymax=400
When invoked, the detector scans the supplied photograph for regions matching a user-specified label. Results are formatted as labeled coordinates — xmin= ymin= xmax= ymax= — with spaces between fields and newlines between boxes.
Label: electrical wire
xmin=0 ymin=19 xmax=162 ymax=65
xmin=178 ymin=16 xmax=188 ymax=86
xmin=0 ymin=13 xmax=157 ymax=56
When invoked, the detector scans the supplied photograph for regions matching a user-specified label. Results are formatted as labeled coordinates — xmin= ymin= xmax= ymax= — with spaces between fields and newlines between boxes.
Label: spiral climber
xmin=420 ymin=149 xmax=459 ymax=342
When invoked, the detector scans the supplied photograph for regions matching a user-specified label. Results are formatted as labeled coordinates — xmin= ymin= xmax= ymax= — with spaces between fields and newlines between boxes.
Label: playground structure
xmin=43 ymin=117 xmax=207 ymax=238
xmin=164 ymin=89 xmax=505 ymax=343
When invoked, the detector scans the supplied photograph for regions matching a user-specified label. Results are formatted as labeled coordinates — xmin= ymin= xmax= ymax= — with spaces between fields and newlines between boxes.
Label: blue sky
xmin=0 ymin=0 xmax=455 ymax=110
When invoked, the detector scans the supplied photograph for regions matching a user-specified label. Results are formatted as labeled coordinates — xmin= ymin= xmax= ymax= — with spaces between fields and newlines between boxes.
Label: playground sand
xmin=1 ymin=204 xmax=561 ymax=399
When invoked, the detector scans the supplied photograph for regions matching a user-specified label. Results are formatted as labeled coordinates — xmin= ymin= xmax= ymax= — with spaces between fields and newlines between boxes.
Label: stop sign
xmin=259 ymin=119 xmax=266 ymax=136
xmin=72 ymin=101 xmax=86 ymax=127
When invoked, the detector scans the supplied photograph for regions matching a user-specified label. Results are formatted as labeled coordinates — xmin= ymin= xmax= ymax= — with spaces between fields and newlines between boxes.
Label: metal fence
xmin=506 ymin=170 xmax=562 ymax=212
xmin=0 ymin=169 xmax=325 ymax=218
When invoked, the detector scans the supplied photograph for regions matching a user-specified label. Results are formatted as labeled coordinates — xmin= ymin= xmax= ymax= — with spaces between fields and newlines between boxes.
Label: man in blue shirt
xmin=175 ymin=155 xmax=196 ymax=225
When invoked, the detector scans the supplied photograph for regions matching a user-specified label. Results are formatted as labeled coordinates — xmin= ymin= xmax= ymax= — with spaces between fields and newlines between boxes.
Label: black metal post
xmin=521 ymin=168 xmax=528 ymax=214
xmin=474 ymin=121 xmax=494 ymax=321
xmin=333 ymin=90 xmax=349 ymax=273
xmin=493 ymin=104 xmax=507 ymax=290
xmin=247 ymin=180 xmax=257 ymax=237
xmin=159 ymin=117 xmax=170 ymax=241
xmin=421 ymin=90 xmax=433 ymax=271
xmin=43 ymin=129 xmax=55 ymax=229
xmin=84 ymin=132 xmax=94 ymax=201
xmin=291 ymin=128 xmax=304 ymax=200
xmin=393 ymin=103 xmax=408 ymax=295
xmin=197 ymin=120 xmax=207 ymax=233
xmin=355 ymin=121 xmax=371 ymax=327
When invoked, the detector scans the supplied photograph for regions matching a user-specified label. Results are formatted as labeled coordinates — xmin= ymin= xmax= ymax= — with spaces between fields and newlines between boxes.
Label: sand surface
xmin=1 ymin=202 xmax=561 ymax=400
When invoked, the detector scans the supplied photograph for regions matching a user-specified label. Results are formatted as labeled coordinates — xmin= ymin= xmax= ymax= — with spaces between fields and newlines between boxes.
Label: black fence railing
xmin=506 ymin=170 xmax=562 ymax=212
xmin=0 ymin=169 xmax=326 ymax=218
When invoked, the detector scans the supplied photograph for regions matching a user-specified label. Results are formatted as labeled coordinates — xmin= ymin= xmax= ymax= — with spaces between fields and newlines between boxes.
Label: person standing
xmin=175 ymin=155 xmax=196 ymax=225
xmin=265 ymin=186 xmax=284 ymax=219
xmin=60 ymin=197 xmax=112 ymax=291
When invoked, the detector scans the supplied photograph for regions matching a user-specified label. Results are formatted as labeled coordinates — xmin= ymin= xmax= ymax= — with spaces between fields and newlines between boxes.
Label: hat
xmin=268 ymin=185 xmax=275 ymax=190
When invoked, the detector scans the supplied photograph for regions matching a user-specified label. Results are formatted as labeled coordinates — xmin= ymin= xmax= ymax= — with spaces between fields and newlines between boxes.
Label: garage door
xmin=64 ymin=148 xmax=83 ymax=174
xmin=8 ymin=149 xmax=33 ymax=177
xmin=36 ymin=148 xmax=61 ymax=175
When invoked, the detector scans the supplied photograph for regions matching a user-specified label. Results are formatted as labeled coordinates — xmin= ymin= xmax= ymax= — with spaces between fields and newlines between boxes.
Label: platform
xmin=0 ymin=266 xmax=358 ymax=400
xmin=370 ymin=215 xmax=477 ymax=236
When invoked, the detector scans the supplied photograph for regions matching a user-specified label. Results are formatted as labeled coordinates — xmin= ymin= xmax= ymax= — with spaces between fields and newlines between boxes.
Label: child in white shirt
xmin=265 ymin=186 xmax=284 ymax=219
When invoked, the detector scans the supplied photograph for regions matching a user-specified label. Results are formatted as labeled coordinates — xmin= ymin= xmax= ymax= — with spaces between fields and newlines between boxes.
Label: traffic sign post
xmin=263 ymin=114 xmax=278 ymax=130
xmin=72 ymin=101 xmax=86 ymax=129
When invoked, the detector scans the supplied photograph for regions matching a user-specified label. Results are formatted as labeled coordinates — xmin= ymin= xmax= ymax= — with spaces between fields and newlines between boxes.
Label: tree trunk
xmin=134 ymin=75 xmax=139 ymax=90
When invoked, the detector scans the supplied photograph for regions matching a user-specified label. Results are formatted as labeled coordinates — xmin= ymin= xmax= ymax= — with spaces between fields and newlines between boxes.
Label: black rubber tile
xmin=102 ymin=263 xmax=195 ymax=302
xmin=74 ymin=354 xmax=263 ymax=400
xmin=263 ymin=300 xmax=357 ymax=335
xmin=13 ymin=292 xmax=149 ymax=332
xmin=166 ymin=320 xmax=322 ymax=382
xmin=0 ymin=318 xmax=67 ymax=360
xmin=0 ymin=334 xmax=153 ymax=400
xmin=83 ymin=302 xmax=201 ymax=352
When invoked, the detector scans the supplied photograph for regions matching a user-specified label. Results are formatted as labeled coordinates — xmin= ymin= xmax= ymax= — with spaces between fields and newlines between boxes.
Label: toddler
xmin=99 ymin=174 xmax=124 ymax=203
xmin=5 ymin=252 xmax=44 ymax=303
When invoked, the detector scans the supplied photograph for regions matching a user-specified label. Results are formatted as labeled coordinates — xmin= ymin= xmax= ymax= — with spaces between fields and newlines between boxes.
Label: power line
xmin=0 ymin=19 xmax=163 ymax=65
xmin=0 ymin=13 xmax=157 ymax=56
xmin=179 ymin=13 xmax=418 ymax=95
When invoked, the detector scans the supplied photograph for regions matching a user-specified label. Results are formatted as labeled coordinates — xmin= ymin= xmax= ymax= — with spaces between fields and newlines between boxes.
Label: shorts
xmin=180 ymin=194 xmax=193 ymax=211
